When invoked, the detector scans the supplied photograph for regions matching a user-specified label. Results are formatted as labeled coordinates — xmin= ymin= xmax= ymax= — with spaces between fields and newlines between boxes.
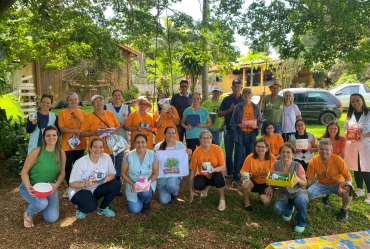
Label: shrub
xmin=122 ymin=84 xmax=140 ymax=101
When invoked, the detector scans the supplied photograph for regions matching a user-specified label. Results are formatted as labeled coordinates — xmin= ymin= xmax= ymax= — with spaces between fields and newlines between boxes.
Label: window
xmin=341 ymin=86 xmax=358 ymax=95
xmin=294 ymin=93 xmax=306 ymax=103
xmin=307 ymin=92 xmax=330 ymax=103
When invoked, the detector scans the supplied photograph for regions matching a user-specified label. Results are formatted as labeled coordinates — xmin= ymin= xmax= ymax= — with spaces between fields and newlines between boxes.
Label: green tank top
xmin=29 ymin=149 xmax=59 ymax=185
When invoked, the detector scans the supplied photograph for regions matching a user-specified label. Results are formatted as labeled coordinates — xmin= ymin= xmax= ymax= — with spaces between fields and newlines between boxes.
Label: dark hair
xmin=157 ymin=92 xmax=167 ymax=112
xmin=180 ymin=80 xmax=189 ymax=85
xmin=322 ymin=121 xmax=342 ymax=141
xmin=347 ymin=93 xmax=369 ymax=118
xmin=159 ymin=126 xmax=176 ymax=150
xmin=89 ymin=137 xmax=105 ymax=148
xmin=134 ymin=133 xmax=148 ymax=142
xmin=41 ymin=94 xmax=53 ymax=104
xmin=38 ymin=126 xmax=62 ymax=169
xmin=264 ymin=122 xmax=275 ymax=134
xmin=252 ymin=138 xmax=271 ymax=160
xmin=294 ymin=119 xmax=308 ymax=138
xmin=279 ymin=142 xmax=296 ymax=154
xmin=112 ymin=89 xmax=123 ymax=96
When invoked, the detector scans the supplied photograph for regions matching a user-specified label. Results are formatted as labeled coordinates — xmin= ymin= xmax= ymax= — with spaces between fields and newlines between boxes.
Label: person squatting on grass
xmin=121 ymin=134 xmax=159 ymax=214
xmin=272 ymin=143 xmax=308 ymax=233
xmin=68 ymin=138 xmax=120 ymax=219
xmin=20 ymin=126 xmax=66 ymax=228
xmin=240 ymin=138 xmax=276 ymax=212
xmin=306 ymin=139 xmax=353 ymax=222
xmin=189 ymin=130 xmax=226 ymax=211
xmin=154 ymin=126 xmax=192 ymax=205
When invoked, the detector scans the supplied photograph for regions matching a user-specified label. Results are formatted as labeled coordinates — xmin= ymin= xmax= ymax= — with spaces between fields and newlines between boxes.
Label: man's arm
xmin=306 ymin=178 xmax=314 ymax=189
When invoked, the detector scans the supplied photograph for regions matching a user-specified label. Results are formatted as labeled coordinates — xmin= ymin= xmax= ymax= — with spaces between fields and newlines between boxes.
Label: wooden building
xmin=11 ymin=44 xmax=141 ymax=103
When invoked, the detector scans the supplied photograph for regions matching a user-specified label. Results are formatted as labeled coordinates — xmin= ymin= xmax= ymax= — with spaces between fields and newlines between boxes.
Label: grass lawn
xmin=3 ymin=96 xmax=369 ymax=248
xmin=0 ymin=93 xmax=23 ymax=119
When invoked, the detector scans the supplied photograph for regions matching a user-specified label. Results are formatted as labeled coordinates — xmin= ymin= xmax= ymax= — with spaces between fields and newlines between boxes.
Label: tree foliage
xmin=240 ymin=0 xmax=370 ymax=72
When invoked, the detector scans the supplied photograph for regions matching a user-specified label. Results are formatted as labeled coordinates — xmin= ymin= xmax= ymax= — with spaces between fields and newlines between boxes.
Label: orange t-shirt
xmin=58 ymin=108 xmax=87 ymax=151
xmin=153 ymin=107 xmax=180 ymax=143
xmin=80 ymin=111 xmax=120 ymax=155
xmin=240 ymin=154 xmax=277 ymax=184
xmin=306 ymin=154 xmax=351 ymax=185
xmin=190 ymin=144 xmax=225 ymax=179
xmin=262 ymin=134 xmax=284 ymax=156
xmin=242 ymin=104 xmax=254 ymax=132
xmin=125 ymin=111 xmax=154 ymax=150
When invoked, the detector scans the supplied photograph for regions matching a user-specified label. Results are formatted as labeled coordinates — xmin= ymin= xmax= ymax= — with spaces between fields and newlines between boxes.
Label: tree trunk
xmin=0 ymin=0 xmax=16 ymax=15
xmin=201 ymin=0 xmax=209 ymax=102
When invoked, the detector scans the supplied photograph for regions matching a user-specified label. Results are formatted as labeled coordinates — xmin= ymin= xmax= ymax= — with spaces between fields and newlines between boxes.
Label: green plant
xmin=122 ymin=85 xmax=140 ymax=101
xmin=0 ymin=116 xmax=29 ymax=174
xmin=155 ymin=76 xmax=172 ymax=97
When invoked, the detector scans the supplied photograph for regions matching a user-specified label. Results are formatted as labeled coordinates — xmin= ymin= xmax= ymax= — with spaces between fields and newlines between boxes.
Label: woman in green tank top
xmin=20 ymin=126 xmax=66 ymax=228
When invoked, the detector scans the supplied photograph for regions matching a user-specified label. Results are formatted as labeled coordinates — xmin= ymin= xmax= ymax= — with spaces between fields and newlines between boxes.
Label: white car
xmin=329 ymin=83 xmax=370 ymax=110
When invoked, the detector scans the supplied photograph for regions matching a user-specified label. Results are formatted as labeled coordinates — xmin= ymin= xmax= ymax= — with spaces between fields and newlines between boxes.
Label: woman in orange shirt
xmin=154 ymin=93 xmax=180 ymax=144
xmin=240 ymin=138 xmax=276 ymax=212
xmin=58 ymin=92 xmax=87 ymax=198
xmin=321 ymin=121 xmax=346 ymax=159
xmin=262 ymin=122 xmax=284 ymax=159
xmin=124 ymin=98 xmax=155 ymax=150
xmin=189 ymin=130 xmax=226 ymax=211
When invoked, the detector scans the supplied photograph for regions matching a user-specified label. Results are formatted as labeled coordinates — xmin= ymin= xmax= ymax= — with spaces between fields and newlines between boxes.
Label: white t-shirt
xmin=282 ymin=104 xmax=301 ymax=133
xmin=68 ymin=153 xmax=116 ymax=199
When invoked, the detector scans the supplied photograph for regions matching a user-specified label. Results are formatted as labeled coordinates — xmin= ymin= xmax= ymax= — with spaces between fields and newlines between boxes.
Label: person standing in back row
xmin=202 ymin=86 xmax=224 ymax=146
xmin=170 ymin=80 xmax=192 ymax=143
xmin=218 ymin=79 xmax=243 ymax=178
xmin=259 ymin=81 xmax=284 ymax=135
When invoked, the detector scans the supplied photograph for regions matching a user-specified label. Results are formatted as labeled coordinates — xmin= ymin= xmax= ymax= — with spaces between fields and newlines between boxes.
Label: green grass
xmin=0 ymin=93 xmax=23 ymax=119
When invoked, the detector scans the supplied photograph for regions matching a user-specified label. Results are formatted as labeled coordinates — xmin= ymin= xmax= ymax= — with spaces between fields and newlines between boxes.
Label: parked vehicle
xmin=329 ymin=83 xmax=370 ymax=110
xmin=279 ymin=88 xmax=342 ymax=125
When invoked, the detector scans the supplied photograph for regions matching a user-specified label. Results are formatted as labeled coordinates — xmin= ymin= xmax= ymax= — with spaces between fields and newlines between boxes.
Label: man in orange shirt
xmin=306 ymin=140 xmax=353 ymax=222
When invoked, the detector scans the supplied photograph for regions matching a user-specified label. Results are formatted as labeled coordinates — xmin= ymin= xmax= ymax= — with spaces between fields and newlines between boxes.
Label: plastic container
xmin=266 ymin=171 xmax=295 ymax=188
xmin=33 ymin=183 xmax=53 ymax=198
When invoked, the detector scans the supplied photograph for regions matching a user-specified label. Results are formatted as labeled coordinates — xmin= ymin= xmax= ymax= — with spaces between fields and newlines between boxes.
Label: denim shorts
xmin=307 ymin=182 xmax=342 ymax=199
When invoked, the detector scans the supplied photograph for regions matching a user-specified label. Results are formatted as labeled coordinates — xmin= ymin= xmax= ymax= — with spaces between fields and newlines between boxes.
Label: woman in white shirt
xmin=344 ymin=93 xmax=370 ymax=203
xmin=69 ymin=138 xmax=120 ymax=219
xmin=282 ymin=90 xmax=302 ymax=142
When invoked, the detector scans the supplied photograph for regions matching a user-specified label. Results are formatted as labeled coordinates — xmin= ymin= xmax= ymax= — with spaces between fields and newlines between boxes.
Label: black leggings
xmin=354 ymin=154 xmax=370 ymax=192
xmin=186 ymin=138 xmax=199 ymax=154
xmin=65 ymin=150 xmax=85 ymax=186
xmin=194 ymin=172 xmax=225 ymax=190
xmin=71 ymin=180 xmax=121 ymax=213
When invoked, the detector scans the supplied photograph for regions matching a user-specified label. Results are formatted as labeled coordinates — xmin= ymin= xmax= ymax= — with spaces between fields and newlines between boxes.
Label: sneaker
xmin=169 ymin=194 xmax=177 ymax=204
xmin=294 ymin=225 xmax=305 ymax=233
xmin=97 ymin=207 xmax=115 ymax=217
xmin=364 ymin=193 xmax=370 ymax=204
xmin=282 ymin=207 xmax=295 ymax=221
xmin=62 ymin=190 xmax=68 ymax=198
xmin=322 ymin=195 xmax=330 ymax=207
xmin=337 ymin=208 xmax=348 ymax=222
xmin=244 ymin=206 xmax=253 ymax=212
xmin=76 ymin=210 xmax=86 ymax=219
xmin=355 ymin=188 xmax=365 ymax=198
xmin=232 ymin=181 xmax=239 ymax=188
xmin=141 ymin=201 xmax=151 ymax=214
xmin=218 ymin=200 xmax=226 ymax=211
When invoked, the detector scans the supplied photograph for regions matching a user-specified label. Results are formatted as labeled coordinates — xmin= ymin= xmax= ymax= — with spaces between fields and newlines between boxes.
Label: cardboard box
xmin=266 ymin=171 xmax=295 ymax=188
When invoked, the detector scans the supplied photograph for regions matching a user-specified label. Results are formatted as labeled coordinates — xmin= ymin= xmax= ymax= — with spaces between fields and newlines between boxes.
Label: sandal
xmin=24 ymin=212 xmax=34 ymax=228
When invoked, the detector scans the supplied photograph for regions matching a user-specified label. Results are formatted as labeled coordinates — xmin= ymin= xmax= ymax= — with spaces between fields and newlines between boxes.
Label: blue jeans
xmin=158 ymin=177 xmax=181 ymax=204
xmin=274 ymin=195 xmax=308 ymax=227
xmin=208 ymin=128 xmax=222 ymax=146
xmin=224 ymin=128 xmax=235 ymax=175
xmin=262 ymin=122 xmax=282 ymax=135
xmin=127 ymin=187 xmax=153 ymax=214
xmin=307 ymin=182 xmax=341 ymax=199
xmin=234 ymin=132 xmax=256 ymax=182
xmin=110 ymin=152 xmax=124 ymax=179
xmin=19 ymin=182 xmax=59 ymax=222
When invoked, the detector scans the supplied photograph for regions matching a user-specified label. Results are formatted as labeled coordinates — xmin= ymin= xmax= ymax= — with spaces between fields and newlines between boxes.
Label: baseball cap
xmin=242 ymin=88 xmax=252 ymax=94
xmin=212 ymin=86 xmax=222 ymax=92
xmin=232 ymin=79 xmax=242 ymax=85
xmin=91 ymin=95 xmax=104 ymax=102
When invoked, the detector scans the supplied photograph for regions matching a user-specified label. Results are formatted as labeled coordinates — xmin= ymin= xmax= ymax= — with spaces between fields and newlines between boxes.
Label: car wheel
xmin=320 ymin=112 xmax=336 ymax=125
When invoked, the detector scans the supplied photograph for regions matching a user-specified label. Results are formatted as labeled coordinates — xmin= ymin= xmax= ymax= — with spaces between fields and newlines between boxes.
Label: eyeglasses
xmin=93 ymin=100 xmax=104 ymax=104
xmin=201 ymin=137 xmax=211 ymax=140
xmin=180 ymin=85 xmax=188 ymax=88
xmin=192 ymin=98 xmax=201 ymax=100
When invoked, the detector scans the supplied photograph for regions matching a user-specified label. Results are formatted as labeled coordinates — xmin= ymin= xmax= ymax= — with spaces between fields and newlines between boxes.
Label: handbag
xmin=93 ymin=112 xmax=129 ymax=155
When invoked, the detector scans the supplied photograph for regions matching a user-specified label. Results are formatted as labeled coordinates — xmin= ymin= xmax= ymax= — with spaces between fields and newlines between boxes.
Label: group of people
xmin=19 ymin=80 xmax=370 ymax=234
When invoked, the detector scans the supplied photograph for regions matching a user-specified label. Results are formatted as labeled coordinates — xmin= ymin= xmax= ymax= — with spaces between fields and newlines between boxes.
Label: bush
xmin=0 ymin=116 xmax=29 ymax=174
xmin=122 ymin=85 xmax=140 ymax=101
